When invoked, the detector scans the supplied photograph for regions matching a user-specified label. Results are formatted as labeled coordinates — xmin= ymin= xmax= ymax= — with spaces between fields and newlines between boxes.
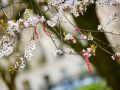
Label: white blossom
xmin=54 ymin=49 xmax=64 ymax=57
xmin=96 ymin=0 xmax=120 ymax=6
xmin=0 ymin=43 xmax=13 ymax=59
xmin=7 ymin=20 xmax=20 ymax=36
xmin=111 ymin=51 xmax=120 ymax=60
xmin=19 ymin=57 xmax=26 ymax=69
xmin=24 ymin=21 xmax=30 ymax=27
xmin=24 ymin=40 xmax=36 ymax=60
xmin=24 ymin=16 xmax=40 ymax=27
xmin=97 ymin=25 xmax=103 ymax=31
xmin=64 ymin=33 xmax=74 ymax=41
xmin=80 ymin=34 xmax=87 ymax=40
xmin=47 ymin=0 xmax=91 ymax=27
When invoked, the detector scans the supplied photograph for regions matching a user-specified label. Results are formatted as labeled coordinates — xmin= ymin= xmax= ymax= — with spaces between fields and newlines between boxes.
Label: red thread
xmin=37 ymin=16 xmax=51 ymax=37
xmin=42 ymin=22 xmax=51 ymax=37
xmin=34 ymin=26 xmax=39 ymax=39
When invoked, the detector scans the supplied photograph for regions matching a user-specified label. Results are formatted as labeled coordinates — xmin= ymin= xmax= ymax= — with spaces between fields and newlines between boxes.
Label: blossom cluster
xmin=24 ymin=16 xmax=45 ymax=27
xmin=80 ymin=32 xmax=93 ymax=40
xmin=82 ymin=44 xmax=96 ymax=59
xmin=24 ymin=40 xmax=36 ymax=60
xmin=82 ymin=44 xmax=97 ymax=75
xmin=47 ymin=13 xmax=64 ymax=27
xmin=0 ymin=36 xmax=14 ymax=59
xmin=14 ymin=57 xmax=26 ymax=70
xmin=0 ymin=15 xmax=44 ymax=59
xmin=46 ymin=0 xmax=120 ymax=27
xmin=54 ymin=49 xmax=64 ymax=57
xmin=0 ymin=15 xmax=42 ymax=59
xmin=54 ymin=48 xmax=75 ymax=57
xmin=96 ymin=0 xmax=120 ymax=6
xmin=7 ymin=20 xmax=21 ymax=36
xmin=6 ymin=15 xmax=45 ymax=37
xmin=64 ymin=33 xmax=74 ymax=41
xmin=11 ymin=40 xmax=36 ymax=71
xmin=48 ymin=0 xmax=94 ymax=16
xmin=63 ymin=30 xmax=93 ymax=43
xmin=18 ymin=40 xmax=35 ymax=69
xmin=63 ymin=32 xmax=77 ymax=43
xmin=111 ymin=51 xmax=120 ymax=60
xmin=0 ymin=10 xmax=46 ymax=71
xmin=46 ymin=0 xmax=92 ymax=27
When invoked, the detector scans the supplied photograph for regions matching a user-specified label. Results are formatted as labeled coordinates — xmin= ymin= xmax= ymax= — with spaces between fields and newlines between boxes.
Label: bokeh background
xmin=0 ymin=0 xmax=120 ymax=90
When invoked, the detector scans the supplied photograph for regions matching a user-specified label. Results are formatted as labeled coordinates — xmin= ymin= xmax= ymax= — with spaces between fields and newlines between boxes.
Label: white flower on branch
xmin=80 ymin=34 xmax=88 ymax=40
xmin=28 ymin=17 xmax=40 ymax=26
xmin=24 ymin=21 xmax=31 ymax=28
xmin=97 ymin=25 xmax=104 ymax=31
xmin=19 ymin=57 xmax=26 ymax=69
xmin=96 ymin=0 xmax=120 ymax=6
xmin=24 ymin=16 xmax=40 ymax=27
xmin=47 ymin=13 xmax=61 ymax=27
xmin=14 ymin=57 xmax=26 ymax=70
xmin=0 ymin=35 xmax=15 ymax=59
xmin=54 ymin=49 xmax=64 ymax=57
xmin=47 ymin=0 xmax=91 ymax=24
xmin=0 ymin=43 xmax=13 ymax=58
xmin=111 ymin=52 xmax=120 ymax=60
xmin=7 ymin=20 xmax=20 ymax=36
xmin=24 ymin=52 xmax=33 ymax=60
xmin=64 ymin=33 xmax=74 ymax=41
xmin=4 ymin=45 xmax=13 ymax=56
xmin=24 ymin=40 xmax=36 ymax=60
xmin=63 ymin=32 xmax=77 ymax=43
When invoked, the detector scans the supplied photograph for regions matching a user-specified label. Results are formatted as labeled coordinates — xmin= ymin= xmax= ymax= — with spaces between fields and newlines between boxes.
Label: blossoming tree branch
xmin=0 ymin=0 xmax=120 ymax=74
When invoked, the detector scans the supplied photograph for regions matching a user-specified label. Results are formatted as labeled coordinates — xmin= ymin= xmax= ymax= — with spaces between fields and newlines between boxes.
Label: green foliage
xmin=77 ymin=81 xmax=112 ymax=90
xmin=79 ymin=84 xmax=100 ymax=90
